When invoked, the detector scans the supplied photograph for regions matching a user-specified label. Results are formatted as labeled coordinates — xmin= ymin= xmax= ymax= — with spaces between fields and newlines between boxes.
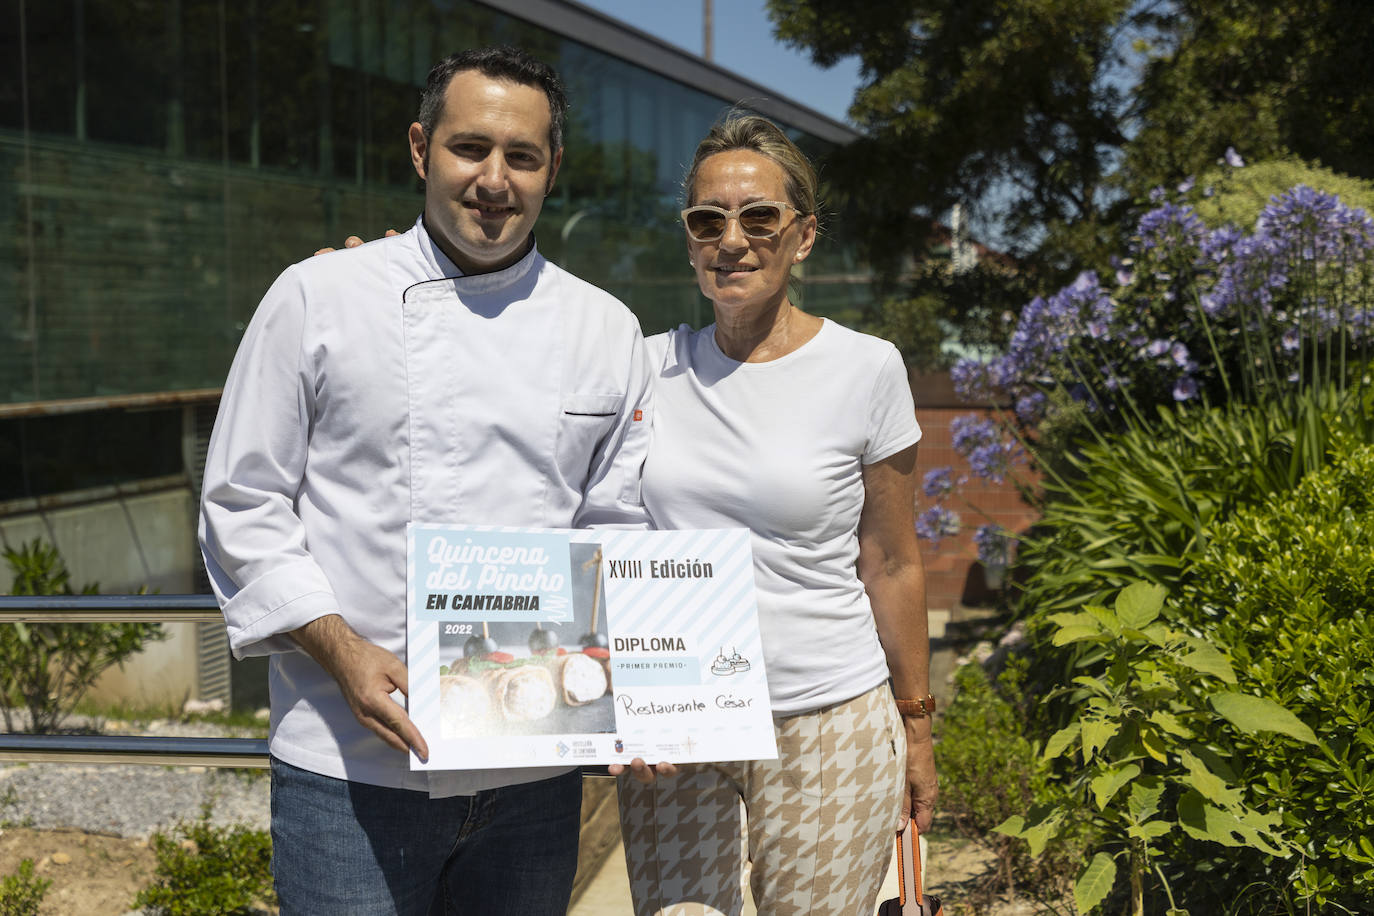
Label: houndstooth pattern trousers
xmin=617 ymin=683 xmax=905 ymax=915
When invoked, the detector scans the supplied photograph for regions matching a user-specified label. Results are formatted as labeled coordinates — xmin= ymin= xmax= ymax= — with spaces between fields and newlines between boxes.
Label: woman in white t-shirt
xmin=610 ymin=113 xmax=938 ymax=914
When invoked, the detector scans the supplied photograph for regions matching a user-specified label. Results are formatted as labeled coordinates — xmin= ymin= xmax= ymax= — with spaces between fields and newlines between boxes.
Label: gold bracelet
xmin=894 ymin=695 xmax=937 ymax=718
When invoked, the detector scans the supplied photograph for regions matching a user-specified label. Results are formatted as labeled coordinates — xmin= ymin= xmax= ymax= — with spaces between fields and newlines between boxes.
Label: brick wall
xmin=910 ymin=371 xmax=1039 ymax=612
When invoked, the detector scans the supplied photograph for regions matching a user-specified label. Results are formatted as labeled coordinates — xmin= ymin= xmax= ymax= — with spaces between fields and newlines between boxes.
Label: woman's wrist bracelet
xmin=894 ymin=694 xmax=937 ymax=718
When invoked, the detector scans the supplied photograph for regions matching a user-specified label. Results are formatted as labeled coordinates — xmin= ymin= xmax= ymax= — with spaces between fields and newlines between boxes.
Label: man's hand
xmin=900 ymin=727 xmax=938 ymax=834
xmin=313 ymin=228 xmax=400 ymax=256
xmin=292 ymin=615 xmax=429 ymax=762
xmin=608 ymin=758 xmax=679 ymax=785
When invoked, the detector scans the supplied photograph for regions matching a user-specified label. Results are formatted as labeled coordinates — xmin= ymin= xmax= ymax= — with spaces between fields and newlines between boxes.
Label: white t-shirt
xmin=643 ymin=319 xmax=921 ymax=714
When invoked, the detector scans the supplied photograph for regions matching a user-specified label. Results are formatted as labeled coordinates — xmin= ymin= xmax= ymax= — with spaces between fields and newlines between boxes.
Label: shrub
xmin=0 ymin=538 xmax=164 ymax=733
xmin=133 ymin=805 xmax=275 ymax=916
xmin=949 ymin=173 xmax=1374 ymax=459
xmin=920 ymin=151 xmax=1374 ymax=913
xmin=1179 ymin=440 xmax=1374 ymax=912
xmin=1188 ymin=157 xmax=1374 ymax=233
xmin=0 ymin=859 xmax=51 ymax=916
xmin=870 ymin=258 xmax=1030 ymax=372
xmin=1001 ymin=421 xmax=1374 ymax=913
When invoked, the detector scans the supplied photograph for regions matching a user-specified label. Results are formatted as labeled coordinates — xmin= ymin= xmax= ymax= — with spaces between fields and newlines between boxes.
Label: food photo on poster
xmin=433 ymin=539 xmax=615 ymax=739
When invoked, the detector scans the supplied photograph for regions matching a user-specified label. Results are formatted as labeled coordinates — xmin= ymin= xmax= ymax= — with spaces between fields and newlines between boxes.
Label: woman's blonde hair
xmin=684 ymin=111 xmax=822 ymax=231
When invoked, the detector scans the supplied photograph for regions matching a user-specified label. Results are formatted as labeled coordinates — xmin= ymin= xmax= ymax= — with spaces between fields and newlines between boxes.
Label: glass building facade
xmin=1 ymin=0 xmax=870 ymax=413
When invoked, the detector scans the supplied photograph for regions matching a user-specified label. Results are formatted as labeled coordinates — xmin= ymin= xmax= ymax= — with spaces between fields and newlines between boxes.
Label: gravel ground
xmin=0 ymin=718 xmax=270 ymax=840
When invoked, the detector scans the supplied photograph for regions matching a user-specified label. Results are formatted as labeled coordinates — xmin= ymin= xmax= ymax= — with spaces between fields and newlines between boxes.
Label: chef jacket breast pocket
xmin=556 ymin=392 xmax=623 ymax=484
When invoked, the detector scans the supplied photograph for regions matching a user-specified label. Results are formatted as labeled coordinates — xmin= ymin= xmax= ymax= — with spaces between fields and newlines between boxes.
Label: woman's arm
xmin=857 ymin=443 xmax=938 ymax=833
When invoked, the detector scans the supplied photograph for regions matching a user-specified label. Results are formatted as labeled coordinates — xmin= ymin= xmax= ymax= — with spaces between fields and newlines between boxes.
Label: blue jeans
xmin=270 ymin=758 xmax=582 ymax=915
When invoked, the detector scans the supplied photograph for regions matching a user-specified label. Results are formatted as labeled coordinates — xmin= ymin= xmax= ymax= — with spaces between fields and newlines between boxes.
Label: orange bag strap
xmin=913 ymin=822 xmax=927 ymax=905
xmin=893 ymin=821 xmax=928 ymax=911
xmin=894 ymin=828 xmax=908 ymax=908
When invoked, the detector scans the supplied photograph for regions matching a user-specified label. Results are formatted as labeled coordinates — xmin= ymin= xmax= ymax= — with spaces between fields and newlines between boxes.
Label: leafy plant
xmin=870 ymin=257 xmax=1030 ymax=371
xmin=999 ymin=583 xmax=1316 ymax=915
xmin=0 ymin=859 xmax=51 ymax=916
xmin=1015 ymin=381 xmax=1369 ymax=618
xmin=133 ymin=804 xmax=274 ymax=916
xmin=0 ymin=538 xmax=164 ymax=733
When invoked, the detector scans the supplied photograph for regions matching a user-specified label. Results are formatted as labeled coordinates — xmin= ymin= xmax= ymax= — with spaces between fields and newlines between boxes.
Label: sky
xmin=571 ymin=0 xmax=864 ymax=126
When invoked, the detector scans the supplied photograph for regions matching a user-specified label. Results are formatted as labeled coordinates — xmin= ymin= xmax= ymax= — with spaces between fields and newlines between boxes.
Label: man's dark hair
xmin=417 ymin=46 xmax=568 ymax=154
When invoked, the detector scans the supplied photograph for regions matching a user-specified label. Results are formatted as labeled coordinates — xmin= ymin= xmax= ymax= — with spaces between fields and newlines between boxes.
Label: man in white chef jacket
xmin=199 ymin=46 xmax=652 ymax=915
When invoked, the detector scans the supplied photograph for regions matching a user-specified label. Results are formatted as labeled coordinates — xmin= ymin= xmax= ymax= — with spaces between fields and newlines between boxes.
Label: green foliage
xmin=1179 ymin=440 xmax=1374 ymax=911
xmin=0 ymin=538 xmax=164 ymax=734
xmin=934 ymin=659 xmax=1083 ymax=908
xmin=133 ymin=805 xmax=275 ymax=916
xmin=0 ymin=859 xmax=51 ymax=916
xmin=870 ymin=259 xmax=1030 ymax=371
xmin=1018 ymin=383 xmax=1369 ymax=617
xmin=1001 ymin=584 xmax=1303 ymax=915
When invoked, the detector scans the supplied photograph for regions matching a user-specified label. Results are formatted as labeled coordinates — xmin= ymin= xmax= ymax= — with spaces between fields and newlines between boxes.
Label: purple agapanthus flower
xmin=1015 ymin=391 xmax=1047 ymax=424
xmin=915 ymin=506 xmax=962 ymax=544
xmin=951 ymin=414 xmax=1000 ymax=456
xmin=1223 ymin=147 xmax=1245 ymax=168
xmin=967 ymin=440 xmax=1023 ymax=484
xmin=1135 ymin=202 xmax=1206 ymax=262
xmin=1173 ymin=376 xmax=1199 ymax=401
xmin=922 ymin=466 xmax=955 ymax=499
xmin=1199 ymin=224 xmax=1244 ymax=268
xmin=974 ymin=525 xmax=1015 ymax=567
xmin=951 ymin=358 xmax=996 ymax=402
xmin=1145 ymin=339 xmax=1171 ymax=359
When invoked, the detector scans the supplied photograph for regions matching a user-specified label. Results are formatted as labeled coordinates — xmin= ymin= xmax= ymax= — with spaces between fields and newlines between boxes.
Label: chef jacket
xmin=199 ymin=217 xmax=653 ymax=795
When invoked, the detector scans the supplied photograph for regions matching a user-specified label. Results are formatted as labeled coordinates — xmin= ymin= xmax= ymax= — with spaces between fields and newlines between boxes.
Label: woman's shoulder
xmin=646 ymin=323 xmax=711 ymax=368
xmin=813 ymin=318 xmax=903 ymax=364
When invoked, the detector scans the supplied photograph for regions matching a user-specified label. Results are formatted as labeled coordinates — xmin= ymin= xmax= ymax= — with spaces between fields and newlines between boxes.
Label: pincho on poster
xmin=406 ymin=526 xmax=776 ymax=769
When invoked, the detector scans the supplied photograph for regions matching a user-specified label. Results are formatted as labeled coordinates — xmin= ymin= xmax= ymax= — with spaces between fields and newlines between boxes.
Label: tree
xmin=1127 ymin=0 xmax=1374 ymax=196
xmin=769 ymin=0 xmax=1374 ymax=291
xmin=769 ymin=0 xmax=1147 ymax=283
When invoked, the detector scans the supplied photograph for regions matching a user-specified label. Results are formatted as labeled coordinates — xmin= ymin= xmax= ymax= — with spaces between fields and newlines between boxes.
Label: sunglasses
xmin=680 ymin=200 xmax=798 ymax=242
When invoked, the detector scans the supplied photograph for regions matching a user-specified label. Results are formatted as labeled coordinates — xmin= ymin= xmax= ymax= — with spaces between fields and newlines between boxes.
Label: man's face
xmin=408 ymin=70 xmax=562 ymax=275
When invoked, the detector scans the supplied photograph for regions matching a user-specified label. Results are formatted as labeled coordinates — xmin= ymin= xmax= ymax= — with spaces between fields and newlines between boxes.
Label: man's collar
xmin=406 ymin=215 xmax=541 ymax=299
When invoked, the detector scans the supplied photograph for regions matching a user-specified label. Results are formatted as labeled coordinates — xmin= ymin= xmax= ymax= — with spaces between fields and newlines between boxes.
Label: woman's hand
xmin=609 ymin=758 xmax=680 ymax=785
xmin=313 ymin=228 xmax=400 ymax=256
xmin=901 ymin=725 xmax=938 ymax=833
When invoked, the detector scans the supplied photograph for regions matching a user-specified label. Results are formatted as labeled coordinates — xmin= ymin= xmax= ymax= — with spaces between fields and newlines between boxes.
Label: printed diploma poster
xmin=405 ymin=525 xmax=777 ymax=770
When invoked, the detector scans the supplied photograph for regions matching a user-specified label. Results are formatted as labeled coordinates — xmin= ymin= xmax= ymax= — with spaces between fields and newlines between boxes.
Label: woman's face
xmin=687 ymin=150 xmax=816 ymax=317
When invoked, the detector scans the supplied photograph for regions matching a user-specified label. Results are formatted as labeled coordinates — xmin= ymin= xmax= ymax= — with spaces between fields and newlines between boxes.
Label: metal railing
xmin=0 ymin=594 xmax=270 ymax=767
xmin=0 ymin=595 xmax=611 ymax=776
